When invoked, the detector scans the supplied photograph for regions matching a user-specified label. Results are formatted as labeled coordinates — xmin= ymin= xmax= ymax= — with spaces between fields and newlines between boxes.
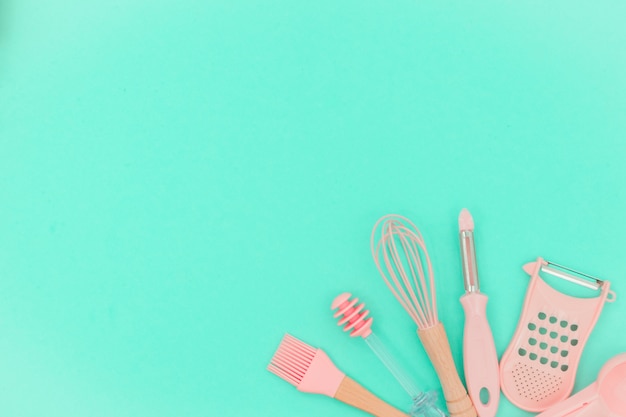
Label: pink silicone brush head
xmin=267 ymin=334 xmax=345 ymax=397
xmin=267 ymin=334 xmax=411 ymax=417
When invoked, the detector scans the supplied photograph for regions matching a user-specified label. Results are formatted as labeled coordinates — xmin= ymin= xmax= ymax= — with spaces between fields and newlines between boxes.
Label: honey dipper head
xmin=331 ymin=292 xmax=373 ymax=338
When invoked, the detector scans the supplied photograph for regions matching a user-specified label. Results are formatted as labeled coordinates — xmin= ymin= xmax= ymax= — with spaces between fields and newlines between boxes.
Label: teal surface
xmin=1 ymin=1 xmax=625 ymax=416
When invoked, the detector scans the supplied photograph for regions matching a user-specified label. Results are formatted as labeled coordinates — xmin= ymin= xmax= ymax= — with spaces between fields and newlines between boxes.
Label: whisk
xmin=371 ymin=215 xmax=476 ymax=417
xmin=332 ymin=292 xmax=449 ymax=417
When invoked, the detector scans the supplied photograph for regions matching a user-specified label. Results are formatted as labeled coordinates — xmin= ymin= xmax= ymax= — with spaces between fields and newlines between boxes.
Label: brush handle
xmin=418 ymin=323 xmax=477 ymax=417
xmin=334 ymin=376 xmax=409 ymax=417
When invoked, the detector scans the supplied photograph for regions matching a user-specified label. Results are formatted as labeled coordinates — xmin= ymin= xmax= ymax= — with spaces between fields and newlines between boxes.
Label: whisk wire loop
xmin=396 ymin=227 xmax=431 ymax=324
xmin=378 ymin=230 xmax=420 ymax=325
xmin=388 ymin=226 xmax=428 ymax=327
xmin=371 ymin=215 xmax=439 ymax=329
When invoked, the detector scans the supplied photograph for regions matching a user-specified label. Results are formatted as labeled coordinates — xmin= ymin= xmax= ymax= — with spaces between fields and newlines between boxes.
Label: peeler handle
xmin=535 ymin=384 xmax=600 ymax=417
xmin=418 ymin=323 xmax=477 ymax=417
xmin=460 ymin=293 xmax=500 ymax=417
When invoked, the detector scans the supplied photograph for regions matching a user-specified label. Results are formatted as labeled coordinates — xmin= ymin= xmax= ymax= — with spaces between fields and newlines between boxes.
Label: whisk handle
xmin=418 ymin=323 xmax=477 ymax=417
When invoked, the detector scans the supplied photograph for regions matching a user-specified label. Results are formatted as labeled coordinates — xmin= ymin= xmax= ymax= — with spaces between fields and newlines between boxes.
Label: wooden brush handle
xmin=334 ymin=376 xmax=409 ymax=417
xmin=418 ymin=323 xmax=477 ymax=417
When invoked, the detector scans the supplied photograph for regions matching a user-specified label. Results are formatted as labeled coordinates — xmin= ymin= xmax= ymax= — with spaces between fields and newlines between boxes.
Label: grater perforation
xmin=511 ymin=362 xmax=563 ymax=402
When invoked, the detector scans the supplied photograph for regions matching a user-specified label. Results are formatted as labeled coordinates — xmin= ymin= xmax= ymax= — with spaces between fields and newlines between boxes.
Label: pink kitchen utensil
xmin=332 ymin=292 xmax=449 ymax=417
xmin=500 ymin=257 xmax=616 ymax=412
xmin=536 ymin=353 xmax=626 ymax=417
xmin=371 ymin=214 xmax=476 ymax=417
xmin=268 ymin=333 xmax=409 ymax=417
xmin=457 ymin=209 xmax=500 ymax=417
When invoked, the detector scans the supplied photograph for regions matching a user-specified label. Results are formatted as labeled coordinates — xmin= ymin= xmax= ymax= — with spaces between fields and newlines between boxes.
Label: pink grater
xmin=499 ymin=257 xmax=616 ymax=413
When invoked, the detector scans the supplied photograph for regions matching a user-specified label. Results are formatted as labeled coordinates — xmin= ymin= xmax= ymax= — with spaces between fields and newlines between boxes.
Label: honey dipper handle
xmin=334 ymin=376 xmax=409 ymax=417
xmin=418 ymin=323 xmax=477 ymax=417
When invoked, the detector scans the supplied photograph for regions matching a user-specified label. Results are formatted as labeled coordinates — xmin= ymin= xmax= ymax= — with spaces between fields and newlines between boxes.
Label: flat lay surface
xmin=1 ymin=1 xmax=625 ymax=416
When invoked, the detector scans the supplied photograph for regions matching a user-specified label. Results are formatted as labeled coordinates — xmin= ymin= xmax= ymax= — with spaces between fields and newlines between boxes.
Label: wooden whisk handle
xmin=418 ymin=323 xmax=477 ymax=417
xmin=334 ymin=376 xmax=409 ymax=417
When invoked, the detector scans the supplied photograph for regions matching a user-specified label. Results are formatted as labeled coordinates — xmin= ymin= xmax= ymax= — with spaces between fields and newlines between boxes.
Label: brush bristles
xmin=267 ymin=334 xmax=317 ymax=387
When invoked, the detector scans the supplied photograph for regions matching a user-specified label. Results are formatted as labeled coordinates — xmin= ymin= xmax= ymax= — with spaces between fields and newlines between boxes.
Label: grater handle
xmin=460 ymin=293 xmax=500 ymax=417
xmin=535 ymin=384 xmax=599 ymax=417
xmin=418 ymin=323 xmax=477 ymax=417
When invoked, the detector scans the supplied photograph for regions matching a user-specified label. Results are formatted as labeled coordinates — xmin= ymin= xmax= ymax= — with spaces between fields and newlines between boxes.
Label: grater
xmin=499 ymin=257 xmax=616 ymax=413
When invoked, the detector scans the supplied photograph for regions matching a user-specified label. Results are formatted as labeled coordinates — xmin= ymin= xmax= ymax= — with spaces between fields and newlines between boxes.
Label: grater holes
xmin=516 ymin=310 xmax=580 ymax=399
xmin=531 ymin=312 xmax=580 ymax=358
xmin=512 ymin=362 xmax=564 ymax=402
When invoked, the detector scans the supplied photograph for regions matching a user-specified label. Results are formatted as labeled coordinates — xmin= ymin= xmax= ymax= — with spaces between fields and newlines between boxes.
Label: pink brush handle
xmin=535 ymin=384 xmax=600 ymax=417
xmin=460 ymin=293 xmax=500 ymax=417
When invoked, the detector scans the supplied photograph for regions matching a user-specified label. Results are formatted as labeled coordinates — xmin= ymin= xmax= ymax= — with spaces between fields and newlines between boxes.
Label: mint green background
xmin=1 ymin=1 xmax=625 ymax=416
